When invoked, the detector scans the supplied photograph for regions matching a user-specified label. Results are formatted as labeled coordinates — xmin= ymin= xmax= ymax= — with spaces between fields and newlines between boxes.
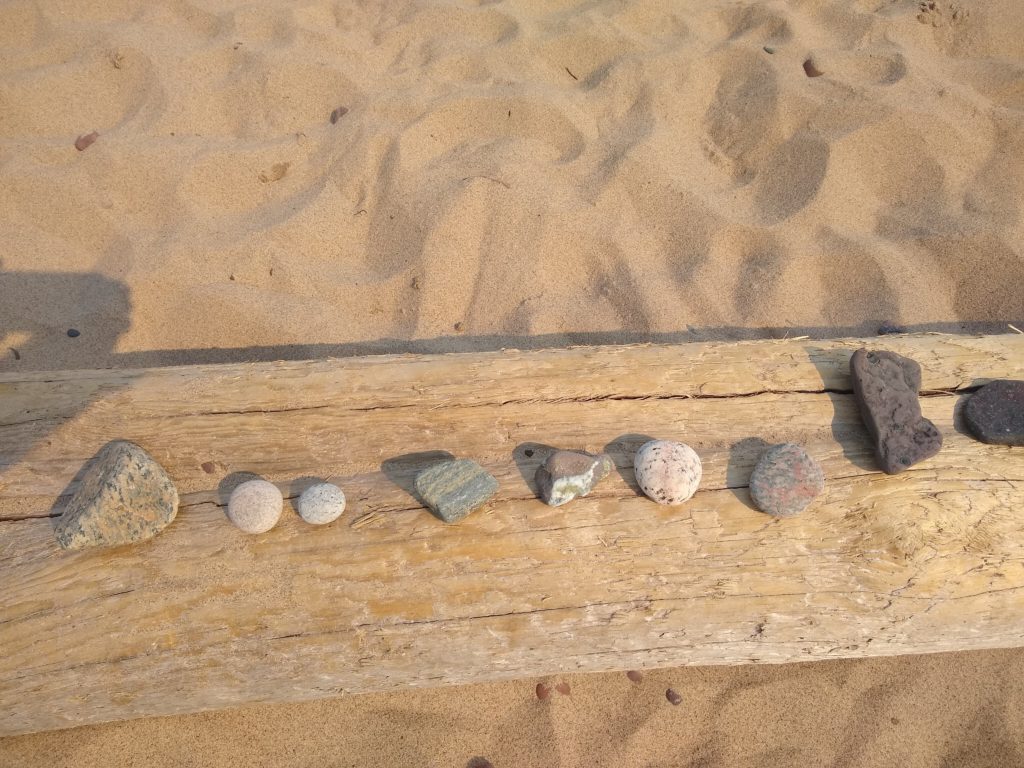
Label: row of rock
xmin=852 ymin=350 xmax=1024 ymax=471
xmin=52 ymin=350 xmax=1024 ymax=550
xmin=53 ymin=435 xmax=818 ymax=549
xmin=53 ymin=441 xmax=351 ymax=548
xmin=227 ymin=480 xmax=347 ymax=534
xmin=368 ymin=437 xmax=822 ymax=525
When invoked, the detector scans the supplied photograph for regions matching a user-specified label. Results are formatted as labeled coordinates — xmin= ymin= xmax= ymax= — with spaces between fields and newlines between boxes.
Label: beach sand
xmin=2 ymin=0 xmax=1024 ymax=764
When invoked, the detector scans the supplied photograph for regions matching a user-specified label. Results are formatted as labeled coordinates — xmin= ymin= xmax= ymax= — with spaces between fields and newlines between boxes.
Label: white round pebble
xmin=297 ymin=482 xmax=346 ymax=525
xmin=227 ymin=479 xmax=283 ymax=534
xmin=633 ymin=439 xmax=702 ymax=505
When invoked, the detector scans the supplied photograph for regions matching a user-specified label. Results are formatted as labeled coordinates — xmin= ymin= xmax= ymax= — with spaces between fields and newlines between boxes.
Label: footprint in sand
xmin=803 ymin=49 xmax=908 ymax=85
xmin=397 ymin=96 xmax=585 ymax=172
xmin=703 ymin=50 xmax=780 ymax=183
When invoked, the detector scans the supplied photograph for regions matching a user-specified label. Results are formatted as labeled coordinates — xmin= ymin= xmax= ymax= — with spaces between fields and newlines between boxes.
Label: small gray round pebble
xmin=297 ymin=482 xmax=346 ymax=525
xmin=749 ymin=443 xmax=824 ymax=517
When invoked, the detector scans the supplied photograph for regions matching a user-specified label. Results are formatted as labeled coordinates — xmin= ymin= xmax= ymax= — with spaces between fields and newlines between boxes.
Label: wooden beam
xmin=2 ymin=334 xmax=1023 ymax=735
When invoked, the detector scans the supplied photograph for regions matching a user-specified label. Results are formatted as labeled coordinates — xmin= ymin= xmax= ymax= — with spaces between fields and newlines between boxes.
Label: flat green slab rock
xmin=414 ymin=459 xmax=498 ymax=523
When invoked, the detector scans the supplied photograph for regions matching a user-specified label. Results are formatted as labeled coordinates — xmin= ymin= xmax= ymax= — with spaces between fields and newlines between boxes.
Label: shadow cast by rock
xmin=804 ymin=345 xmax=876 ymax=471
xmin=381 ymin=450 xmax=455 ymax=507
xmin=603 ymin=434 xmax=656 ymax=497
xmin=727 ymin=437 xmax=770 ymax=511
xmin=287 ymin=475 xmax=328 ymax=515
xmin=512 ymin=442 xmax=558 ymax=499
xmin=217 ymin=471 xmax=263 ymax=508
xmin=46 ymin=443 xmax=114 ymax=533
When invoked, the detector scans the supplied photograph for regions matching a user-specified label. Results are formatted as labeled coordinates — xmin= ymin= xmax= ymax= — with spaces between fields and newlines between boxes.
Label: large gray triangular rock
xmin=55 ymin=440 xmax=179 ymax=550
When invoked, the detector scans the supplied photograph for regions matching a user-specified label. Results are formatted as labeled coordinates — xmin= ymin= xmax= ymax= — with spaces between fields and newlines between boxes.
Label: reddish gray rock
xmin=535 ymin=449 xmax=613 ymax=506
xmin=55 ymin=441 xmax=179 ymax=550
xmin=850 ymin=349 xmax=942 ymax=474
xmin=749 ymin=443 xmax=824 ymax=517
xmin=964 ymin=380 xmax=1024 ymax=446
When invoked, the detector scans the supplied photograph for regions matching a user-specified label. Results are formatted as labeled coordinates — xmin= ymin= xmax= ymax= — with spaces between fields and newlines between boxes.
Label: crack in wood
xmin=0 ymin=385 xmax=978 ymax=429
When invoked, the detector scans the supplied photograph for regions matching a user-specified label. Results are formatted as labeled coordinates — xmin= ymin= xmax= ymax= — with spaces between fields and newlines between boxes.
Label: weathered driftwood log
xmin=1 ymin=334 xmax=1023 ymax=735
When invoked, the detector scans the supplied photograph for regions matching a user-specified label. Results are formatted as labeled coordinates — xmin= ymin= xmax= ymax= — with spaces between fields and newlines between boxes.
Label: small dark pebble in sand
xmin=454 ymin=322 xmax=464 ymax=332
xmin=627 ymin=670 xmax=643 ymax=683
xmin=535 ymin=683 xmax=551 ymax=700
xmin=666 ymin=688 xmax=682 ymax=706
xmin=877 ymin=321 xmax=906 ymax=335
xmin=803 ymin=59 xmax=824 ymax=77
xmin=330 ymin=106 xmax=349 ymax=124
xmin=75 ymin=131 xmax=99 ymax=151
xmin=555 ymin=682 xmax=570 ymax=696
xmin=411 ymin=276 xmax=420 ymax=289
xmin=201 ymin=461 xmax=216 ymax=474
xmin=763 ymin=46 xmax=775 ymax=54
xmin=466 ymin=759 xmax=494 ymax=768
xmin=67 ymin=328 xmax=80 ymax=338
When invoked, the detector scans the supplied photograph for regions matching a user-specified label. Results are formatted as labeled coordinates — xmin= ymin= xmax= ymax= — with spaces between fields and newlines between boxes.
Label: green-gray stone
xmin=414 ymin=459 xmax=498 ymax=523
xmin=55 ymin=440 xmax=179 ymax=550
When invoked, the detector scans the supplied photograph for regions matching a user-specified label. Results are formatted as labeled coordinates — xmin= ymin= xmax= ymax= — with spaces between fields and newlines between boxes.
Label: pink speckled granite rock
xmin=633 ymin=440 xmax=702 ymax=505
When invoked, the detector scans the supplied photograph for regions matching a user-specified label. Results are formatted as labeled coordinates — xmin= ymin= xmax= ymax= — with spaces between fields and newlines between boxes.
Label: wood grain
xmin=2 ymin=334 xmax=1023 ymax=735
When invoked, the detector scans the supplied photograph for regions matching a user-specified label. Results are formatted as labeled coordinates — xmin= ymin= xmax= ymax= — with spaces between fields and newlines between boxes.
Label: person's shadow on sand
xmin=0 ymin=267 xmax=132 ymax=478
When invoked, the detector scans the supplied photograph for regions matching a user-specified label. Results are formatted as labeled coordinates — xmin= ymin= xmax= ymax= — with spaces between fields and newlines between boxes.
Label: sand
xmin=2 ymin=0 xmax=1024 ymax=764
xmin=4 ymin=650 xmax=1024 ymax=767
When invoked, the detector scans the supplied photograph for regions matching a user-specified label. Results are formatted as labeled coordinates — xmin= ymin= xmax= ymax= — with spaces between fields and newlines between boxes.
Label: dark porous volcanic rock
xmin=964 ymin=380 xmax=1024 ymax=446
xmin=749 ymin=443 xmax=825 ymax=517
xmin=414 ymin=458 xmax=498 ymax=523
xmin=850 ymin=349 xmax=942 ymax=474
xmin=55 ymin=440 xmax=179 ymax=550
xmin=535 ymin=449 xmax=613 ymax=506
